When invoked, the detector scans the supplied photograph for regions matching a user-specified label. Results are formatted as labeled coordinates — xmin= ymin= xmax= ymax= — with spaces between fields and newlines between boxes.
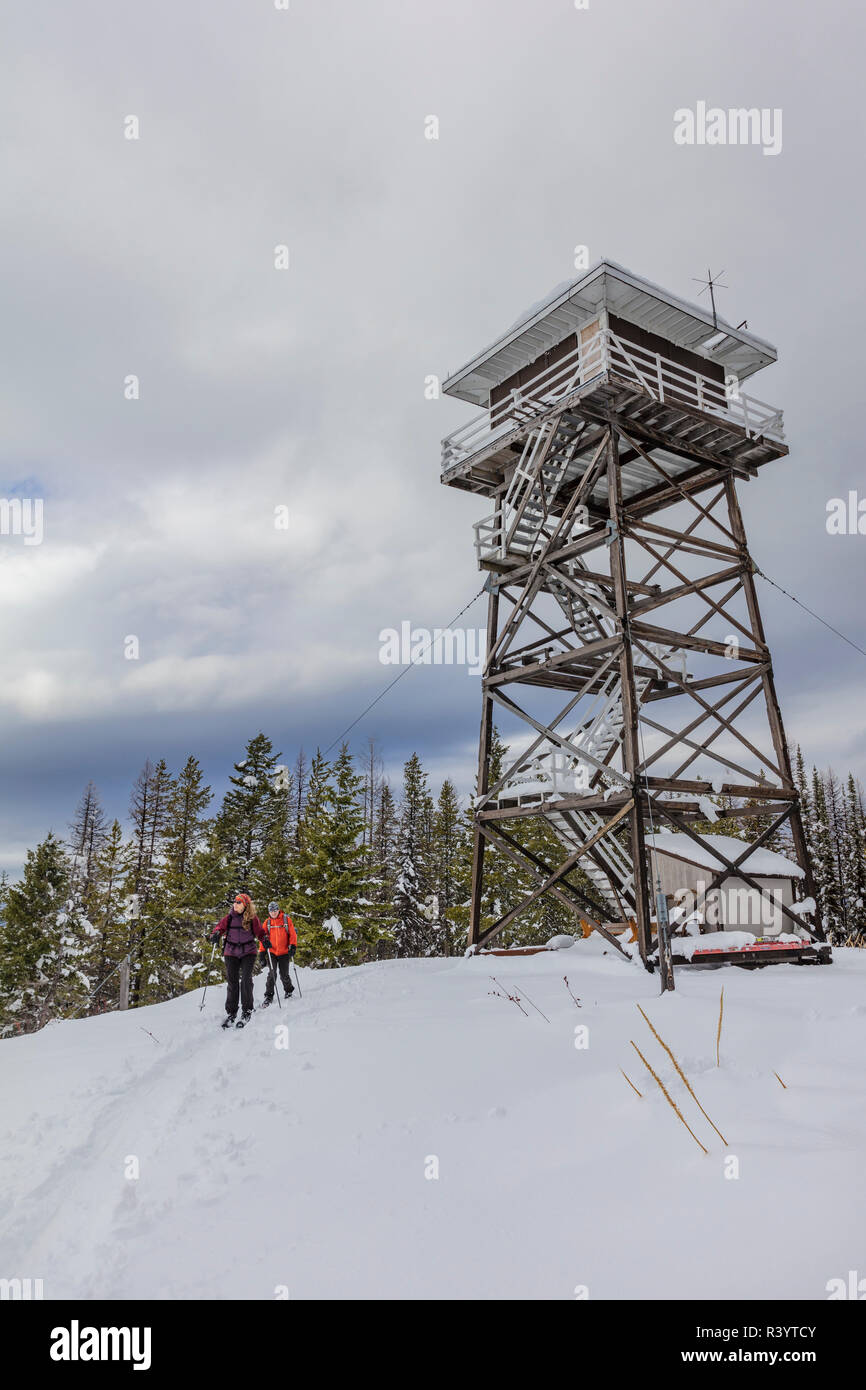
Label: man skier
xmin=259 ymin=900 xmax=297 ymax=1006
xmin=210 ymin=893 xmax=268 ymax=1027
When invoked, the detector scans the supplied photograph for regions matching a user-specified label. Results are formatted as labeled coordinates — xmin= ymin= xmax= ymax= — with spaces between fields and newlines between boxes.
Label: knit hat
xmin=268 ymin=901 xmax=280 ymax=916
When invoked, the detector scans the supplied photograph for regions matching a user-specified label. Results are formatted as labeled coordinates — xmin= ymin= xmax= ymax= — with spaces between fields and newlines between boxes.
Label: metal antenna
xmin=691 ymin=267 xmax=728 ymax=330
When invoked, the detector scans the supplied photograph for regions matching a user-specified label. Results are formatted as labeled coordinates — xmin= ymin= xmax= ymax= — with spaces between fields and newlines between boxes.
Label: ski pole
xmin=199 ymin=940 xmax=217 ymax=1011
xmin=267 ymin=949 xmax=283 ymax=1008
xmin=292 ymin=959 xmax=302 ymax=998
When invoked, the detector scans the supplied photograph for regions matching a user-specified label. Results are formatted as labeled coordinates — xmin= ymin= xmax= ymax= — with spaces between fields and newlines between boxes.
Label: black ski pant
xmin=263 ymin=952 xmax=293 ymax=1001
xmin=225 ymin=953 xmax=255 ymax=1016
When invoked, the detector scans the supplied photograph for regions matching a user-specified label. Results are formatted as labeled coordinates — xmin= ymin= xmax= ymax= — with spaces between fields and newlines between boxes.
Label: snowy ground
xmin=1 ymin=942 xmax=864 ymax=1300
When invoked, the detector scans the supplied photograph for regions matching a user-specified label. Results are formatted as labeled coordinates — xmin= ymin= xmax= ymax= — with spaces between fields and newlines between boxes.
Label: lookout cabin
xmin=439 ymin=260 xmax=788 ymax=564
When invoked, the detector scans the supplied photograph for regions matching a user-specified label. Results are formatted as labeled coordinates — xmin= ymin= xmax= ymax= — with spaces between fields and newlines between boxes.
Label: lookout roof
xmin=443 ymin=260 xmax=778 ymax=407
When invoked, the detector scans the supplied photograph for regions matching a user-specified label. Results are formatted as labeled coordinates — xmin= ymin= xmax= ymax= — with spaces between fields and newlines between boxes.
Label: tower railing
xmin=442 ymin=326 xmax=785 ymax=481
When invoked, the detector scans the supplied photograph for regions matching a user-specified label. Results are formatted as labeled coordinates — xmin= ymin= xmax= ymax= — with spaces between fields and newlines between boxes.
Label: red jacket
xmin=259 ymin=912 xmax=297 ymax=956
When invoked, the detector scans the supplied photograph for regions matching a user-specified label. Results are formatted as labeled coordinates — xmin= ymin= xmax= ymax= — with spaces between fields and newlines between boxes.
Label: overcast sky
xmin=0 ymin=0 xmax=864 ymax=876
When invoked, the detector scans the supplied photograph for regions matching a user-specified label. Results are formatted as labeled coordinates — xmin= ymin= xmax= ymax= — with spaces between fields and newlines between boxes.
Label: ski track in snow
xmin=1 ymin=946 xmax=865 ymax=1299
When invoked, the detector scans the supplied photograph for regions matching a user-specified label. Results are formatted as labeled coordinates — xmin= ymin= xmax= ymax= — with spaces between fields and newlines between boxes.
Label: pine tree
xmin=68 ymin=781 xmax=108 ymax=900
xmin=139 ymin=756 xmax=217 ymax=1004
xmin=292 ymin=749 xmax=333 ymax=956
xmin=128 ymin=758 xmax=172 ymax=1006
xmin=293 ymin=746 xmax=378 ymax=965
xmin=431 ymin=780 xmax=466 ymax=955
xmin=0 ymin=834 xmax=96 ymax=1033
xmin=392 ymin=753 xmax=435 ymax=956
xmin=216 ymin=734 xmax=284 ymax=893
xmin=841 ymin=774 xmax=866 ymax=943
xmin=292 ymin=748 xmax=308 ymax=851
xmin=811 ymin=768 xmax=842 ymax=940
xmin=163 ymin=757 xmax=212 ymax=885
xmin=250 ymin=763 xmax=296 ymax=913
xmin=824 ymin=769 xmax=850 ymax=937
xmin=88 ymin=820 xmax=136 ymax=1003
xmin=691 ymin=791 xmax=746 ymax=840
xmin=129 ymin=759 xmax=171 ymax=907
xmin=739 ymin=775 xmax=789 ymax=853
xmin=457 ymin=729 xmax=527 ymax=946
xmin=369 ymin=779 xmax=398 ymax=950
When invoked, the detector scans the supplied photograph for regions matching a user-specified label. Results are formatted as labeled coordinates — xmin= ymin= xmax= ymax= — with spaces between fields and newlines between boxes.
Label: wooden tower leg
xmin=607 ymin=428 xmax=665 ymax=983
xmin=468 ymin=582 xmax=499 ymax=950
xmin=724 ymin=477 xmax=822 ymax=937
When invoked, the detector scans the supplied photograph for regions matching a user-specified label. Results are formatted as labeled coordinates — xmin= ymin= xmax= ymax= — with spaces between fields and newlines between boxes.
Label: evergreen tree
xmin=292 ymin=748 xmax=308 ymax=851
xmin=0 ymin=834 xmax=96 ymax=1033
xmin=163 ymin=756 xmax=212 ymax=885
xmin=216 ymin=734 xmax=284 ymax=892
xmin=138 ymin=756 xmax=217 ymax=1005
xmin=811 ymin=768 xmax=842 ymax=940
xmin=369 ymin=779 xmax=398 ymax=950
xmin=691 ymin=791 xmax=746 ymax=840
xmin=127 ymin=758 xmax=172 ymax=1006
xmin=293 ymin=747 xmax=377 ymax=965
xmin=250 ymin=763 xmax=296 ymax=912
xmin=739 ymin=776 xmax=789 ymax=853
xmin=129 ymin=759 xmax=171 ymax=907
xmin=824 ymin=769 xmax=850 ymax=936
xmin=88 ymin=819 xmax=136 ymax=1003
xmin=431 ymin=779 xmax=466 ymax=956
xmin=68 ymin=781 xmax=108 ymax=900
xmin=841 ymin=774 xmax=866 ymax=943
xmin=392 ymin=753 xmax=435 ymax=956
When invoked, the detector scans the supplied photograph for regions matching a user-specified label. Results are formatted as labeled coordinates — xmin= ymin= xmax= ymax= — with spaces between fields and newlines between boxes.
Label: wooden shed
xmin=646 ymin=832 xmax=806 ymax=936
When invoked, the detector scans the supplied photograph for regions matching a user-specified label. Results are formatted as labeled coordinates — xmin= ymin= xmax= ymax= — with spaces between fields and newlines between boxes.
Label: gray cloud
xmin=0 ymin=0 xmax=863 ymax=873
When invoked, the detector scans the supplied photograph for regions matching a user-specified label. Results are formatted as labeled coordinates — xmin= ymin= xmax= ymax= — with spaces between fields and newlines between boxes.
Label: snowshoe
xmin=261 ymin=998 xmax=272 ymax=1009
xmin=221 ymin=1014 xmax=236 ymax=1029
xmin=236 ymin=1010 xmax=253 ymax=1028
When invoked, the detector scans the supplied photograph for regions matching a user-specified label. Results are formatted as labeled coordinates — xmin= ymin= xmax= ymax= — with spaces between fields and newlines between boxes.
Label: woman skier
xmin=210 ymin=893 xmax=268 ymax=1027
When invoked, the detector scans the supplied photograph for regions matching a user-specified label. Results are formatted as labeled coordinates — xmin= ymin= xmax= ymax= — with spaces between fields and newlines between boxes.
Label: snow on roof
xmin=647 ymin=832 xmax=804 ymax=878
xmin=443 ymin=260 xmax=778 ymax=406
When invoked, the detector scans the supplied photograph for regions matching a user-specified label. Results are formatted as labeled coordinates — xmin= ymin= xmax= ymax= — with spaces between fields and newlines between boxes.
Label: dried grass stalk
xmin=637 ymin=1003 xmax=728 ymax=1146
xmin=620 ymin=1068 xmax=642 ymax=1098
xmin=630 ymin=1041 xmax=708 ymax=1154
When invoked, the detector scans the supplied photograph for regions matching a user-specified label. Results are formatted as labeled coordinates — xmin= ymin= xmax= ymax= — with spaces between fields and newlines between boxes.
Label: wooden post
xmin=606 ymin=427 xmax=665 ymax=982
xmin=118 ymin=956 xmax=130 ymax=1011
xmin=724 ymin=475 xmax=821 ymax=934
xmin=468 ymin=581 xmax=500 ymax=949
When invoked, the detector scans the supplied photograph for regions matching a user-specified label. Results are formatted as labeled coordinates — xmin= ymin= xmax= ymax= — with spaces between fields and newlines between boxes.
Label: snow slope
xmin=1 ymin=944 xmax=864 ymax=1300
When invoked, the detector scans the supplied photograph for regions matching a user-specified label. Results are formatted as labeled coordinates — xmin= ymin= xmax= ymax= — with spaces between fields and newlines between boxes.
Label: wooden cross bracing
xmin=466 ymin=416 xmax=819 ymax=979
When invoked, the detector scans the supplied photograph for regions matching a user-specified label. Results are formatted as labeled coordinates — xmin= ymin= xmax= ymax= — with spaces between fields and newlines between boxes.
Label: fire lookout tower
xmin=440 ymin=261 xmax=825 ymax=982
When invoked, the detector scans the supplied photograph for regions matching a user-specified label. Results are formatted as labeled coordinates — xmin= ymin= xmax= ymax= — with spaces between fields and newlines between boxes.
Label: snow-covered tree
xmin=430 ymin=779 xmax=466 ymax=956
xmin=293 ymin=746 xmax=378 ymax=965
xmin=0 ymin=834 xmax=96 ymax=1033
xmin=216 ymin=734 xmax=285 ymax=893
xmin=392 ymin=753 xmax=434 ymax=956
xmin=68 ymin=781 xmax=108 ymax=899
